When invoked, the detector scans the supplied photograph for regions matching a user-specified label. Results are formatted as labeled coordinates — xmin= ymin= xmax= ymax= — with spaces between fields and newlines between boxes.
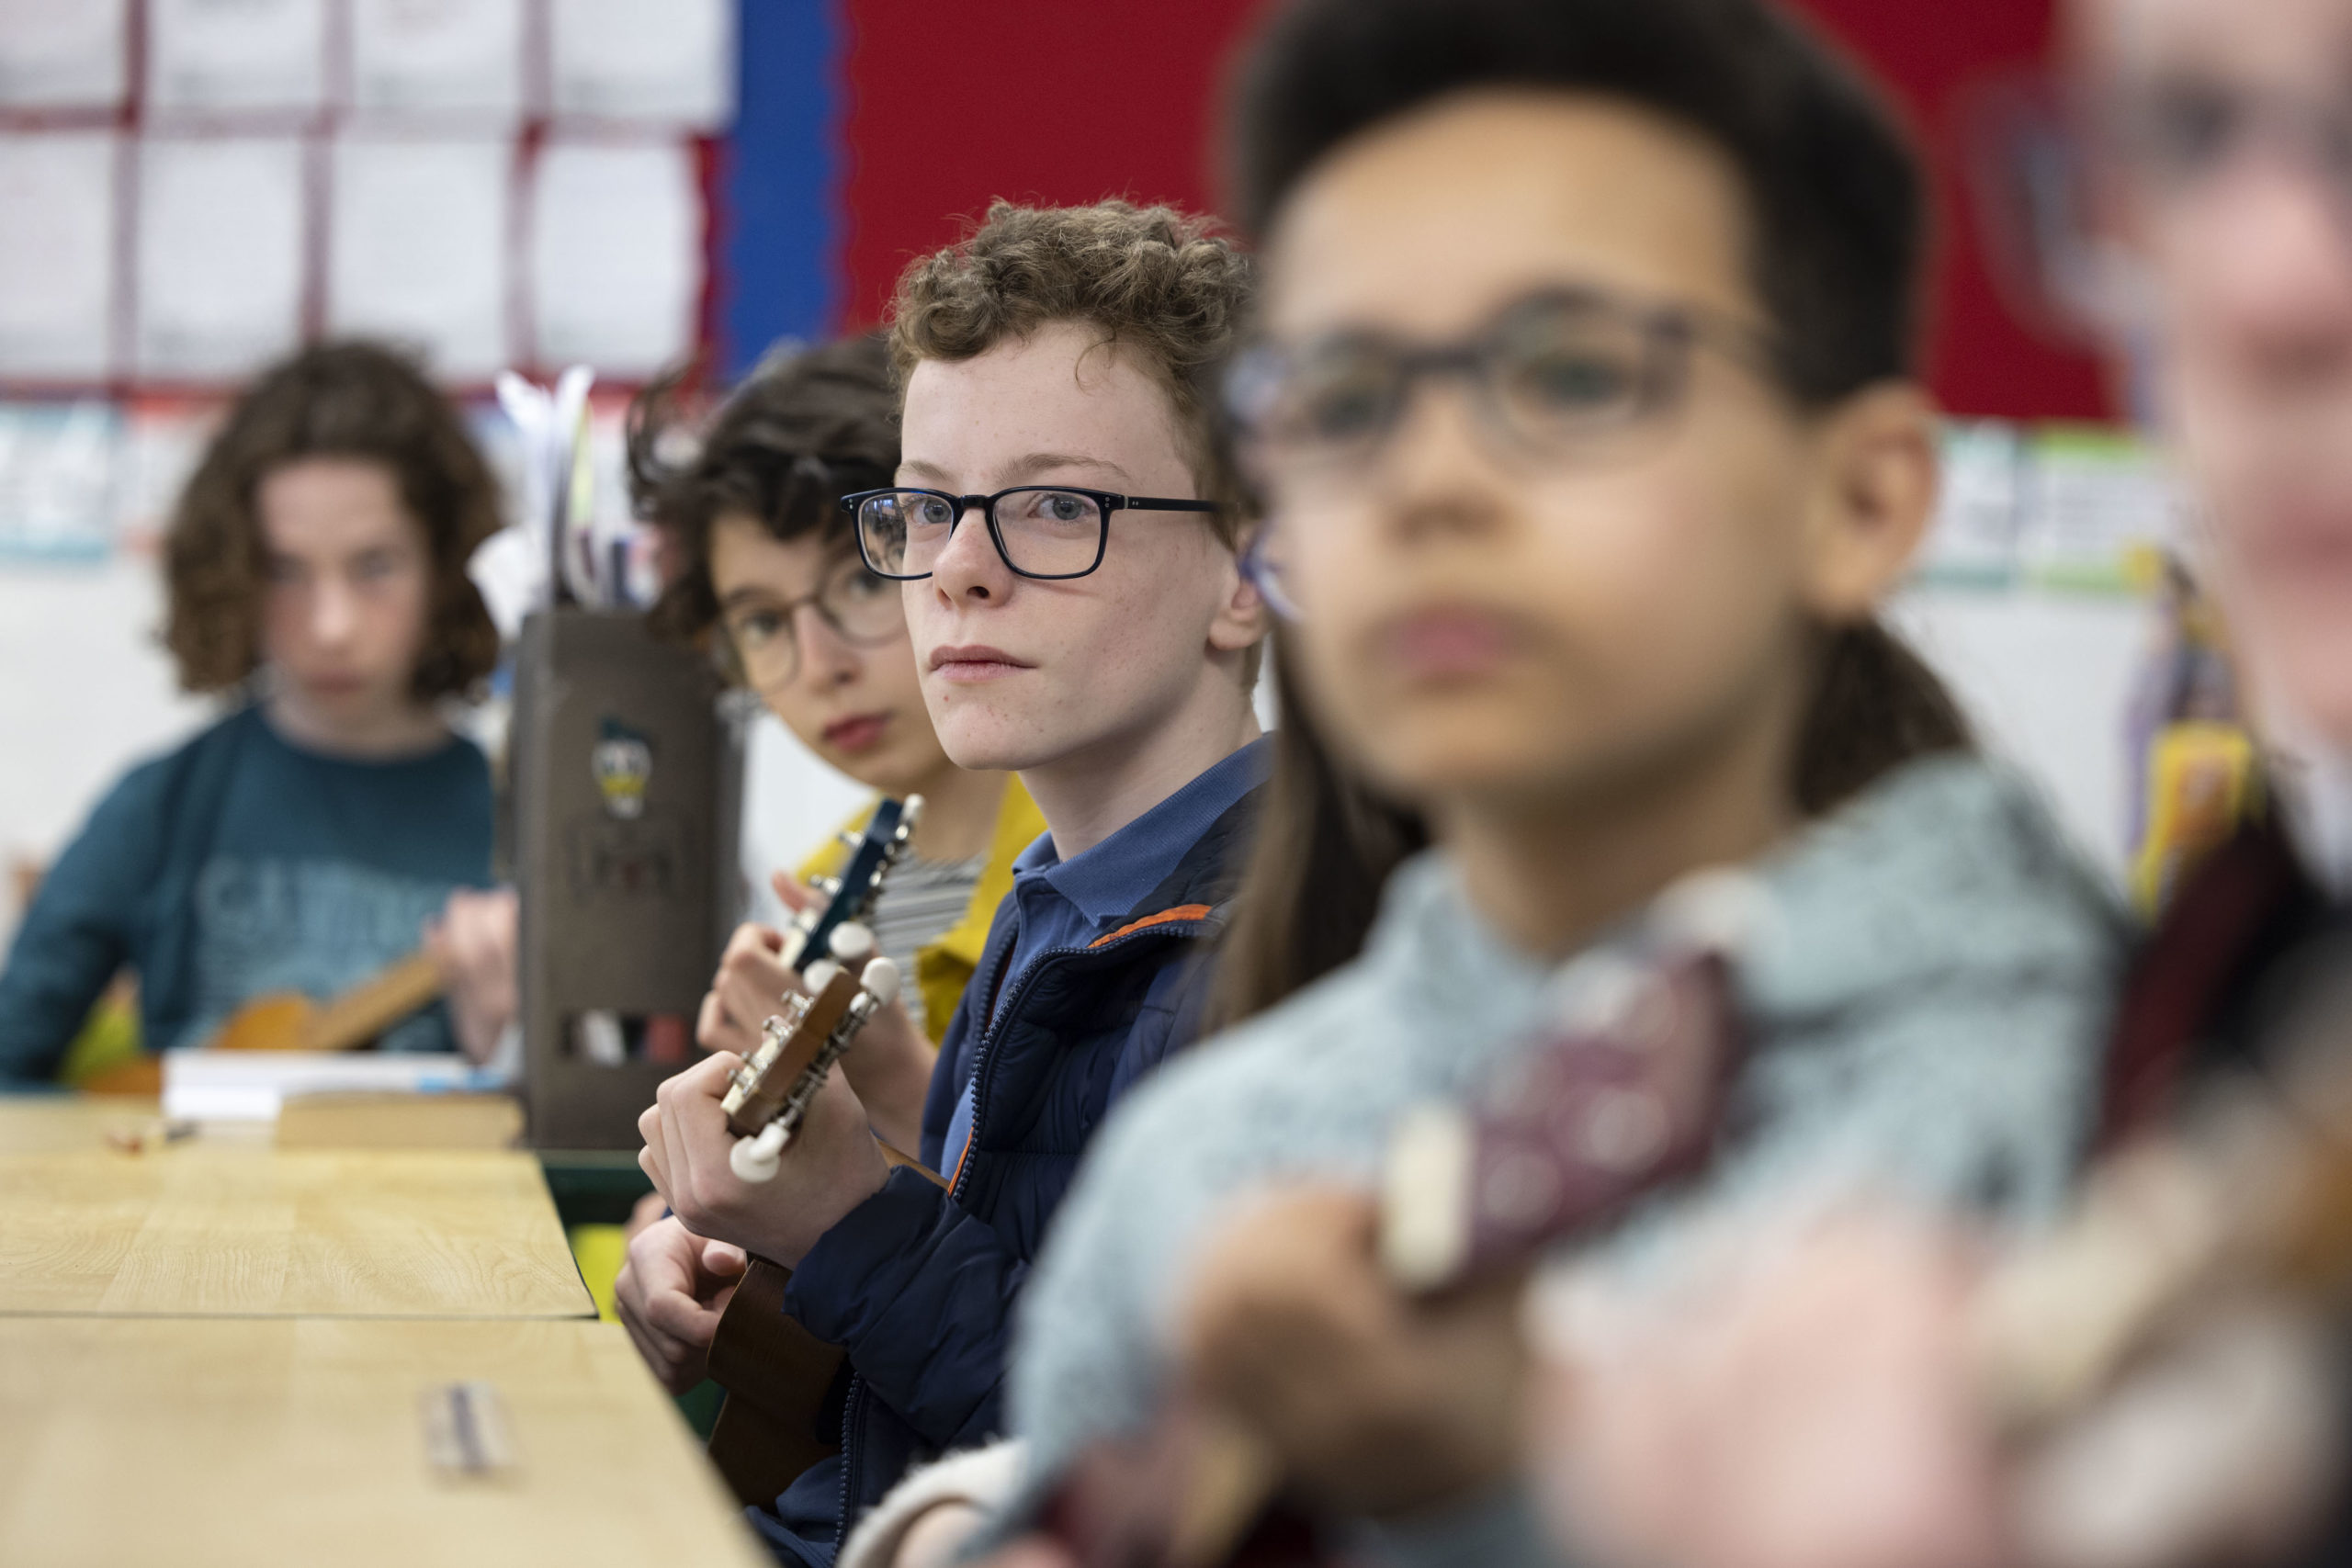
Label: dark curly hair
xmin=628 ymin=333 xmax=901 ymax=653
xmin=1229 ymin=0 xmax=1923 ymax=406
xmin=886 ymin=198 xmax=1256 ymax=536
xmin=163 ymin=340 xmax=501 ymax=701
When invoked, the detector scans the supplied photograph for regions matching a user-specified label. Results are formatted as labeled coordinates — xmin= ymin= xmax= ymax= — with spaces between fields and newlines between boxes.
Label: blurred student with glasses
xmin=836 ymin=1 xmax=2132 ymax=1564
xmin=1481 ymin=2 xmax=2352 ymax=1566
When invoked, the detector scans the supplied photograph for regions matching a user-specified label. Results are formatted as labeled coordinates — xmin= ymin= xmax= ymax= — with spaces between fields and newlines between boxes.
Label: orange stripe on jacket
xmin=946 ymin=902 xmax=1217 ymax=1190
xmin=1087 ymin=904 xmax=1213 ymax=949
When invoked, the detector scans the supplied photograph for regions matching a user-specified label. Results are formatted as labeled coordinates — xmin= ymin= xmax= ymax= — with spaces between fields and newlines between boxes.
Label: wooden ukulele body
xmin=704 ymin=1142 xmax=944 ymax=1507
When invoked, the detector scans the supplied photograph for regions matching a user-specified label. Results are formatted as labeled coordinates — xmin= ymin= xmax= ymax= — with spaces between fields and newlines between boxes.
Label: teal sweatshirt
xmin=0 ymin=705 xmax=493 ymax=1085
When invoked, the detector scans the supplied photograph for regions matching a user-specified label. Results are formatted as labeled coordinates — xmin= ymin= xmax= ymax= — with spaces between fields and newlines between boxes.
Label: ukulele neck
xmin=301 ymin=951 xmax=446 ymax=1053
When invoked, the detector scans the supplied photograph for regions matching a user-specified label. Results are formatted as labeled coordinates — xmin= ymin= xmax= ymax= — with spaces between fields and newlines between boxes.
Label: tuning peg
xmin=729 ymin=1120 xmax=790 ymax=1183
xmin=829 ymin=922 xmax=875 ymax=964
xmin=1648 ymin=868 xmax=1775 ymax=958
xmin=811 ymin=874 xmax=843 ymax=896
xmin=1380 ymin=1105 xmax=1473 ymax=1291
xmin=838 ymin=829 xmax=865 ymax=849
xmin=805 ymin=958 xmax=842 ymax=992
xmin=859 ymin=955 xmax=902 ymax=1008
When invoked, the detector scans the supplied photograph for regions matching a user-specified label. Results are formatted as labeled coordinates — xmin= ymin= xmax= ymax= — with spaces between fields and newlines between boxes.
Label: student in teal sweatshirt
xmin=0 ymin=342 xmax=514 ymax=1086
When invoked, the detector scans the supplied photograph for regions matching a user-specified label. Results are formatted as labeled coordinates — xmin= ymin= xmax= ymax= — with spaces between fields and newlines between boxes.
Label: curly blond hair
xmin=886 ymin=199 xmax=1256 ymax=539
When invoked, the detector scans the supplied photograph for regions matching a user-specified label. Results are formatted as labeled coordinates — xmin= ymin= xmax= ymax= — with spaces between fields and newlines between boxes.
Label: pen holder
xmin=512 ymin=607 xmax=745 ymax=1149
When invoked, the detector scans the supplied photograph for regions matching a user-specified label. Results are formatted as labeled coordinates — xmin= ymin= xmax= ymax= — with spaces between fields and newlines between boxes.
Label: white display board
xmin=326 ymin=134 xmax=513 ymax=379
xmin=529 ymin=139 xmax=703 ymax=378
xmin=0 ymin=0 xmax=727 ymax=396
xmin=548 ymin=0 xmax=735 ymax=128
xmin=348 ymin=0 xmax=526 ymax=122
xmin=0 ymin=0 xmax=129 ymax=110
xmin=133 ymin=136 xmax=310 ymax=379
xmin=145 ymin=0 xmax=328 ymax=118
xmin=0 ymin=132 xmax=119 ymax=381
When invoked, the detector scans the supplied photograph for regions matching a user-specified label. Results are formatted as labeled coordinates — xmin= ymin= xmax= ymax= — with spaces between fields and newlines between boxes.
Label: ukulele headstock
xmin=1382 ymin=867 xmax=1770 ymax=1292
xmin=780 ymin=794 xmax=924 ymax=975
xmin=719 ymin=928 xmax=904 ymax=1182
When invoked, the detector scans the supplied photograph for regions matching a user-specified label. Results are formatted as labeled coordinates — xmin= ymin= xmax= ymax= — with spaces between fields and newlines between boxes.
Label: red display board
xmin=833 ymin=0 xmax=2112 ymax=423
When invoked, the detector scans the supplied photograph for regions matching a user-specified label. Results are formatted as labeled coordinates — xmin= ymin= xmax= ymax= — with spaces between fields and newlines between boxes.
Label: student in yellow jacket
xmin=568 ymin=336 xmax=1044 ymax=1325
xmin=630 ymin=333 xmax=1045 ymax=1049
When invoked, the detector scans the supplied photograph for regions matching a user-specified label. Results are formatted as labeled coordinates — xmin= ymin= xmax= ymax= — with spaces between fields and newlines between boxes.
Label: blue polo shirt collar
xmin=1011 ymin=735 xmax=1272 ymax=931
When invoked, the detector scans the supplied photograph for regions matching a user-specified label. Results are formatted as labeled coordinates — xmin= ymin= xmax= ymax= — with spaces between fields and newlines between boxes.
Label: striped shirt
xmin=865 ymin=851 xmax=986 ymax=1036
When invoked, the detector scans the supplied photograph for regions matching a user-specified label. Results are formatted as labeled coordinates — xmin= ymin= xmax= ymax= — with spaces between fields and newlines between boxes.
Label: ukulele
xmin=83 ymin=948 xmax=450 ymax=1096
xmin=1042 ymin=870 xmax=1768 ymax=1568
xmin=698 ymin=795 xmax=932 ymax=1508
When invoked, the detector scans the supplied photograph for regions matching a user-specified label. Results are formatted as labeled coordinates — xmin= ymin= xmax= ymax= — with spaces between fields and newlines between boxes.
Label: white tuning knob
xmin=859 ymin=955 xmax=902 ymax=1008
xmin=729 ymin=1120 xmax=789 ymax=1183
xmin=1649 ymin=868 xmax=1777 ymax=958
xmin=829 ymin=922 xmax=876 ymax=964
xmin=804 ymin=958 xmax=842 ymax=992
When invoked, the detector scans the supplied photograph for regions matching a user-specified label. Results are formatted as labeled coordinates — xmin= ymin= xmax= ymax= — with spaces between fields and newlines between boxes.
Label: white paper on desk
xmin=528 ymin=140 xmax=702 ymax=378
xmin=349 ymin=0 xmax=524 ymax=122
xmin=146 ymin=0 xmax=326 ymax=117
xmin=0 ymin=131 xmax=119 ymax=381
xmin=0 ymin=0 xmax=129 ymax=110
xmin=548 ymin=0 xmax=735 ymax=128
xmin=133 ymin=136 xmax=308 ymax=380
xmin=327 ymin=135 xmax=512 ymax=380
xmin=163 ymin=1050 xmax=505 ymax=1122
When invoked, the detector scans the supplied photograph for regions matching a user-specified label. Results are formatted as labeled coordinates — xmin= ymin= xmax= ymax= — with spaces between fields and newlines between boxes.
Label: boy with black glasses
xmin=628 ymin=199 xmax=1268 ymax=1567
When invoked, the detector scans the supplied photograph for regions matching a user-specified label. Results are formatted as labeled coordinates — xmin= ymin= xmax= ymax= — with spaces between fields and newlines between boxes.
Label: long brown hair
xmin=163 ymin=340 xmax=501 ymax=702
xmin=1205 ymin=617 xmax=1971 ymax=1032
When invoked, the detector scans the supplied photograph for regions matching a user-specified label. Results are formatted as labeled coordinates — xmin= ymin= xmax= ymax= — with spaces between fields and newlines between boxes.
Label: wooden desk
xmin=0 ymin=1316 xmax=770 ymax=1568
xmin=0 ymin=1094 xmax=184 ymax=1156
xmin=0 ymin=1133 xmax=594 ymax=1319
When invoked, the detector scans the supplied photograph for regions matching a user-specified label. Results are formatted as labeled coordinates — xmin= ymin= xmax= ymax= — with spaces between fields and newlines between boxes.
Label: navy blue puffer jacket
xmin=747 ymin=787 xmax=1262 ymax=1564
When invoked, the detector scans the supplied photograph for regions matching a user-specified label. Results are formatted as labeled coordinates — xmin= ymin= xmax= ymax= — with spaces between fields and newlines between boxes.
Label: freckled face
xmin=897 ymin=321 xmax=1246 ymax=772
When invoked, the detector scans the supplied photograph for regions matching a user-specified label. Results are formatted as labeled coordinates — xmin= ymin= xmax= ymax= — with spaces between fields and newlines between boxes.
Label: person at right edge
xmin=847 ymin=0 xmax=2129 ymax=1564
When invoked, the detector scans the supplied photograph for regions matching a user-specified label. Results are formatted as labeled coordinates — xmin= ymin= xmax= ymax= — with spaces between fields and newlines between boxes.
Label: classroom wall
xmin=0 ymin=0 xmax=2158 ymax=952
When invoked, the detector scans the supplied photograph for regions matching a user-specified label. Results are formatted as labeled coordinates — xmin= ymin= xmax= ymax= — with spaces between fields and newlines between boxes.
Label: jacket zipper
xmin=833 ymin=1374 xmax=866 ymax=1540
xmin=949 ymin=921 xmax=1207 ymax=1203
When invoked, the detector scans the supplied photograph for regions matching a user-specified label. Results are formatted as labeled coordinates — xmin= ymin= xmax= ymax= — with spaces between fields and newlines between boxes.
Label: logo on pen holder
xmin=592 ymin=718 xmax=653 ymax=820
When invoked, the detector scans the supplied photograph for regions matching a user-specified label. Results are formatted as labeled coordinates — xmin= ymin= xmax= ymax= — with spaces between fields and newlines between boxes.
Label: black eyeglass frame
xmin=839 ymin=486 xmax=1225 ymax=581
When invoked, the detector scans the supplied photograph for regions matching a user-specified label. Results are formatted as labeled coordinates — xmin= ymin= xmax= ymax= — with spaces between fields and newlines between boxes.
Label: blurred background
xmin=0 ymin=0 xmax=2172 ymax=937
